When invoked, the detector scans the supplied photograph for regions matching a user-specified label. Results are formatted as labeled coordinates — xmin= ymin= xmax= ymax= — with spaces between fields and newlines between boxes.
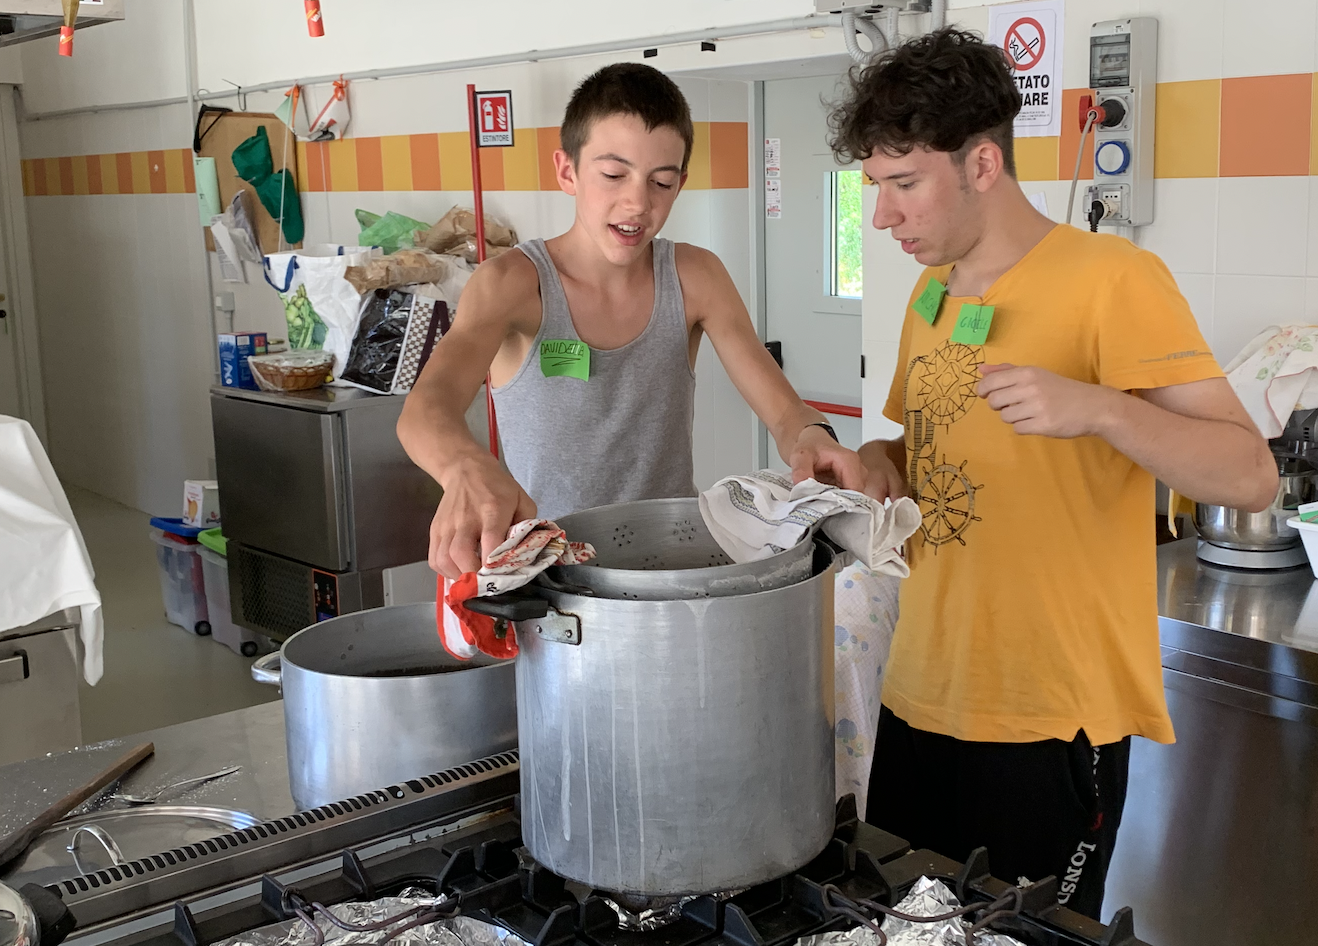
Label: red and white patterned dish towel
xmin=437 ymin=519 xmax=595 ymax=660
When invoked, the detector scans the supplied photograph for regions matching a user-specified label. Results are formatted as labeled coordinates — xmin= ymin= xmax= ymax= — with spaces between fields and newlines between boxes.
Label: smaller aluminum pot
xmin=251 ymin=603 xmax=516 ymax=811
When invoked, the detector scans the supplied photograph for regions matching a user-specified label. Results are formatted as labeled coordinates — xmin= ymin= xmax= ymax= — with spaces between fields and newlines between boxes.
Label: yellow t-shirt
xmin=882 ymin=224 xmax=1222 ymax=746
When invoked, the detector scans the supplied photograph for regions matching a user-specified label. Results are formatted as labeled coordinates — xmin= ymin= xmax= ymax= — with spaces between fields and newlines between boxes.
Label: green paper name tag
xmin=949 ymin=304 xmax=994 ymax=346
xmin=911 ymin=278 xmax=946 ymax=325
xmin=540 ymin=339 xmax=591 ymax=380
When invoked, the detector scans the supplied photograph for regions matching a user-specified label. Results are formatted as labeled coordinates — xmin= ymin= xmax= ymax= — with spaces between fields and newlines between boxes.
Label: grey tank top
xmin=491 ymin=238 xmax=697 ymax=522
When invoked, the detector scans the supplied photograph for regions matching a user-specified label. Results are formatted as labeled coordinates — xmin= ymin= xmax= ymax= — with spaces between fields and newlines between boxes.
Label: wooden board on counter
xmin=197 ymin=111 xmax=302 ymax=254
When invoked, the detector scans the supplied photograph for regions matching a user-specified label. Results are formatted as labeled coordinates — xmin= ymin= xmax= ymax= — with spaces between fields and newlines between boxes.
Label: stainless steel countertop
xmin=1157 ymin=537 xmax=1318 ymax=704
xmin=1158 ymin=537 xmax=1318 ymax=654
xmin=0 ymin=701 xmax=295 ymax=836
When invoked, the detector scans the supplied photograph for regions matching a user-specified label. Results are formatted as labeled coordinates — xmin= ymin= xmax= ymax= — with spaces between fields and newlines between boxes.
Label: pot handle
xmin=251 ymin=651 xmax=282 ymax=686
xmin=464 ymin=591 xmax=582 ymax=645
xmin=463 ymin=591 xmax=550 ymax=622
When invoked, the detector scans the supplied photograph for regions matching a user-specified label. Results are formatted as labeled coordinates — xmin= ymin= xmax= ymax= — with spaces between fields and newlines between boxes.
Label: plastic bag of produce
xmin=356 ymin=209 xmax=432 ymax=255
xmin=262 ymin=244 xmax=379 ymax=375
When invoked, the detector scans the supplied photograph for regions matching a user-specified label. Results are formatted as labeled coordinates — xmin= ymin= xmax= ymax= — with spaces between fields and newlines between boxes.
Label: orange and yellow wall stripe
xmin=1015 ymin=73 xmax=1318 ymax=182
xmin=23 ymin=122 xmax=750 ymax=196
xmin=25 ymin=69 xmax=1318 ymax=197
xmin=22 ymin=148 xmax=196 ymax=196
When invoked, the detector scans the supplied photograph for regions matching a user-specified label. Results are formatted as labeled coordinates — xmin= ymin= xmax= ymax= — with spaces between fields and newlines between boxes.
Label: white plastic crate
xmin=198 ymin=546 xmax=269 ymax=657
xmin=149 ymin=529 xmax=209 ymax=634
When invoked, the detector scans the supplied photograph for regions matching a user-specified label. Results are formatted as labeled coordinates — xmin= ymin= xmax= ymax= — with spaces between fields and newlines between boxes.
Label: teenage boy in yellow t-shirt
xmin=830 ymin=29 xmax=1278 ymax=919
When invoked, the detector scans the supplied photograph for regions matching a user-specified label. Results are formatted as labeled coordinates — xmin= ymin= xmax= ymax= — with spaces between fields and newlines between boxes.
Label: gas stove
xmin=45 ymin=753 xmax=1148 ymax=946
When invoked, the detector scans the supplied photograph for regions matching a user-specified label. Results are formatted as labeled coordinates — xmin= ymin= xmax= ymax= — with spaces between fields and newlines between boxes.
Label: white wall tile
xmin=1212 ymin=275 xmax=1306 ymax=364
xmin=1216 ymin=177 xmax=1309 ymax=277
xmin=1061 ymin=0 xmax=1120 ymax=89
xmin=1138 ymin=0 xmax=1225 ymax=84
xmin=1307 ymin=178 xmax=1318 ymax=277
xmin=709 ymin=80 xmax=751 ymax=123
xmin=1139 ymin=178 xmax=1218 ymax=274
xmin=1305 ymin=278 xmax=1318 ymax=322
xmin=1220 ymin=0 xmax=1316 ymax=78
xmin=947 ymin=5 xmax=989 ymax=37
xmin=672 ymin=77 xmax=711 ymax=123
xmin=1018 ymin=179 xmax=1075 ymax=224
xmin=1170 ymin=271 xmax=1215 ymax=344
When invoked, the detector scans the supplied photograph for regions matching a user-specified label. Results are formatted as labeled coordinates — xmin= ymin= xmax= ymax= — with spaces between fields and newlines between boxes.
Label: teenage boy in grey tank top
xmin=399 ymin=64 xmax=895 ymax=579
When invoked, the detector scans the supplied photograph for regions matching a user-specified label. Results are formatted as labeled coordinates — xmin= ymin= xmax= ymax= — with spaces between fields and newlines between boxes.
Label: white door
xmin=763 ymin=73 xmax=864 ymax=450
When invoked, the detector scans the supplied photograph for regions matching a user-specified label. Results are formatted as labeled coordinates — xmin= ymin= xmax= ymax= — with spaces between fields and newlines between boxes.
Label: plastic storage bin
xmin=1289 ymin=516 xmax=1318 ymax=578
xmin=198 ymin=546 xmax=267 ymax=657
xmin=149 ymin=528 xmax=210 ymax=635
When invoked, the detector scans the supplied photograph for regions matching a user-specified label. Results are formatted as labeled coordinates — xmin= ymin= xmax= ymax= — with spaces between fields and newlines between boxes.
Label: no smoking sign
xmin=1005 ymin=17 xmax=1045 ymax=71
xmin=990 ymin=0 xmax=1063 ymax=137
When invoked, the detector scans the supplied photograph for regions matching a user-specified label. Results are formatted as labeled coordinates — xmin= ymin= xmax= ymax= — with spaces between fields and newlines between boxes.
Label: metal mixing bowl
xmin=1195 ymin=454 xmax=1318 ymax=551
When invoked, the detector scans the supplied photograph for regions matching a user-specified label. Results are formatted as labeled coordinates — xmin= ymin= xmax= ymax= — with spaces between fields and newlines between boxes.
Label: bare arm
xmin=1104 ymin=379 xmax=1276 ymax=510
xmin=397 ymin=254 xmax=539 ymax=577
xmin=677 ymin=245 xmax=872 ymax=490
xmin=978 ymin=366 xmax=1277 ymax=512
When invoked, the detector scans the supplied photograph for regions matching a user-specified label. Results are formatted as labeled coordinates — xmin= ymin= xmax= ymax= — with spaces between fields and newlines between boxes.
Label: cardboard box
xmin=218 ymin=332 xmax=268 ymax=390
xmin=183 ymin=480 xmax=221 ymax=529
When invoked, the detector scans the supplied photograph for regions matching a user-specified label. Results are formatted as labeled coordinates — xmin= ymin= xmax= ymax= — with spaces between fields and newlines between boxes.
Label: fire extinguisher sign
xmin=474 ymin=90 xmax=515 ymax=147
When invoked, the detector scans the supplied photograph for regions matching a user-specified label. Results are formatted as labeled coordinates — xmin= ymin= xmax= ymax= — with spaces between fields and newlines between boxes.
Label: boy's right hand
xmin=430 ymin=455 xmax=538 ymax=579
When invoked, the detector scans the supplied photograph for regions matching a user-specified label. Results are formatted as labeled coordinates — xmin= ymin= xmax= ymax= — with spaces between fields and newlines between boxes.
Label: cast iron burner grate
xmin=159 ymin=798 xmax=1147 ymax=946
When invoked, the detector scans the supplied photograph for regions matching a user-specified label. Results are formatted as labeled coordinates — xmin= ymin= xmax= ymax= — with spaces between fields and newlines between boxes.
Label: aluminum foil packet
xmin=796 ymin=878 xmax=1026 ymax=946
xmin=212 ymin=892 xmax=530 ymax=946
xmin=598 ymin=889 xmax=741 ymax=932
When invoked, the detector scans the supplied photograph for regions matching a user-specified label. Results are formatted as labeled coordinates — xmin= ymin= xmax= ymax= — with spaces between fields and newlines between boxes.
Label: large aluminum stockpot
xmin=251 ymin=603 xmax=516 ymax=811
xmin=1195 ymin=454 xmax=1318 ymax=551
xmin=469 ymin=542 xmax=837 ymax=897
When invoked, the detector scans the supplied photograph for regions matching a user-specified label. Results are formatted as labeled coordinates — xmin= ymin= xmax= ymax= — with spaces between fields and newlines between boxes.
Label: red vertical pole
xmin=467 ymin=84 xmax=498 ymax=458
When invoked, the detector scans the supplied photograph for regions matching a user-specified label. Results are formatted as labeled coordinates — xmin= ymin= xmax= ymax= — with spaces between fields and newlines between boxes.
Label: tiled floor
xmin=69 ymin=486 xmax=278 ymax=743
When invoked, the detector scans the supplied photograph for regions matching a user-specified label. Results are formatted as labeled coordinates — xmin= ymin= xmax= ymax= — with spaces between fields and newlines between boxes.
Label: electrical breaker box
xmin=1085 ymin=18 xmax=1157 ymax=227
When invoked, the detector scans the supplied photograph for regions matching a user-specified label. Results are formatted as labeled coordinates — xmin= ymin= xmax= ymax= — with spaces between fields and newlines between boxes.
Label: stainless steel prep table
xmin=1104 ymin=538 xmax=1318 ymax=945
xmin=0 ymin=700 xmax=295 ymax=833
xmin=0 ymin=608 xmax=83 ymax=766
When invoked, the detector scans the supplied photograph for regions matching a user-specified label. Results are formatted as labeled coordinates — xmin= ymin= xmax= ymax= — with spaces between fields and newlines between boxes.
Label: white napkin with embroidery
xmin=698 ymin=470 xmax=921 ymax=577
xmin=1224 ymin=324 xmax=1318 ymax=438
xmin=0 ymin=415 xmax=103 ymax=684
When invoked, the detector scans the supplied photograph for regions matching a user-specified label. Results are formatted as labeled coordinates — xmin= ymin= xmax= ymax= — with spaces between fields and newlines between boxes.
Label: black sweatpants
xmin=864 ymin=705 xmax=1130 ymax=921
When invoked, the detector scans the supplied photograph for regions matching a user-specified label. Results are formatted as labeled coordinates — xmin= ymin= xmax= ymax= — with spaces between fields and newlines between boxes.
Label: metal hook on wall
xmin=221 ymin=79 xmax=249 ymax=111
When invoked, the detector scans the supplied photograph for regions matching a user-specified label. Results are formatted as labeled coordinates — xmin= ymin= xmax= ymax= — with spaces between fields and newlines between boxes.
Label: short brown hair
xmin=828 ymin=28 xmax=1022 ymax=177
xmin=561 ymin=63 xmax=695 ymax=172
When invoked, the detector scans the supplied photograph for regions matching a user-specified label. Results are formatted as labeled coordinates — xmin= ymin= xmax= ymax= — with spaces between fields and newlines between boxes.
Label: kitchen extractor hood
xmin=0 ymin=0 xmax=123 ymax=48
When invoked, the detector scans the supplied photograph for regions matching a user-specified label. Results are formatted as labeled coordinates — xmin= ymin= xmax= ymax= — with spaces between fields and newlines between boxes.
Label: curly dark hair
xmin=828 ymin=28 xmax=1023 ymax=177
xmin=561 ymin=63 xmax=695 ymax=172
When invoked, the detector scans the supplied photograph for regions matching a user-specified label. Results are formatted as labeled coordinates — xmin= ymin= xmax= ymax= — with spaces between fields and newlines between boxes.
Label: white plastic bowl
xmin=1286 ymin=516 xmax=1318 ymax=577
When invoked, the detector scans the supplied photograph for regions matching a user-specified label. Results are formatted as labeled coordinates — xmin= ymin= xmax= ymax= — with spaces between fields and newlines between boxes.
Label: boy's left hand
xmin=977 ymin=363 xmax=1111 ymax=438
xmin=790 ymin=425 xmax=869 ymax=491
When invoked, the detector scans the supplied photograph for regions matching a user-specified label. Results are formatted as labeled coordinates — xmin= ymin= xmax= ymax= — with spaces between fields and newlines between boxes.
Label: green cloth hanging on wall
xmin=232 ymin=126 xmax=305 ymax=245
